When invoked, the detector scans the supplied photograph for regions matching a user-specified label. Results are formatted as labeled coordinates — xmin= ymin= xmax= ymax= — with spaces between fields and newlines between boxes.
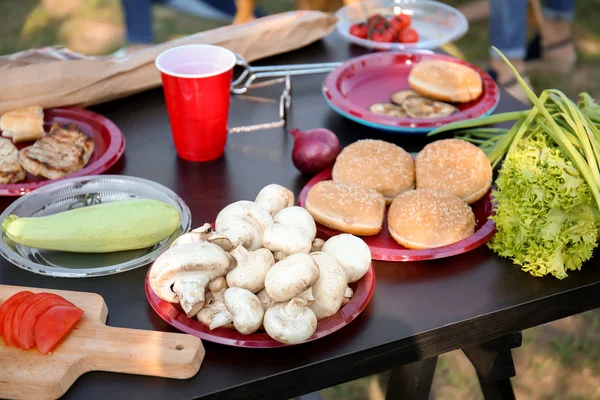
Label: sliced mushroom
xmin=402 ymin=97 xmax=457 ymax=119
xmin=226 ymin=244 xmax=275 ymax=293
xmin=208 ymin=287 xmax=264 ymax=334
xmin=322 ymin=234 xmax=371 ymax=283
xmin=170 ymin=223 xmax=234 ymax=252
xmin=263 ymin=297 xmax=318 ymax=345
xmin=369 ymin=103 xmax=407 ymax=118
xmin=264 ymin=253 xmax=319 ymax=302
xmin=197 ymin=277 xmax=234 ymax=329
xmin=309 ymin=251 xmax=348 ymax=320
xmin=255 ymin=184 xmax=295 ymax=216
xmin=149 ymin=242 xmax=231 ymax=317
xmin=215 ymin=200 xmax=273 ymax=251
xmin=390 ymin=89 xmax=419 ymax=105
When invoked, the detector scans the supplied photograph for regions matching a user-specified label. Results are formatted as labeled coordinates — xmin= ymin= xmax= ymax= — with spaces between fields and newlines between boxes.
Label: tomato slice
xmin=0 ymin=291 xmax=34 ymax=338
xmin=3 ymin=292 xmax=35 ymax=347
xmin=12 ymin=293 xmax=57 ymax=348
xmin=19 ymin=294 xmax=77 ymax=350
xmin=35 ymin=305 xmax=84 ymax=355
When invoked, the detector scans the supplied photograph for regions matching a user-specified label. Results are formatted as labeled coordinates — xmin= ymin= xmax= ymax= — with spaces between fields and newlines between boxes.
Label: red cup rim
xmin=155 ymin=44 xmax=237 ymax=79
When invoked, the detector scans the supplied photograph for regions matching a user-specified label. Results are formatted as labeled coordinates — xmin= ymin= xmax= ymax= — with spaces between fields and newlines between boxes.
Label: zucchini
xmin=2 ymin=199 xmax=181 ymax=253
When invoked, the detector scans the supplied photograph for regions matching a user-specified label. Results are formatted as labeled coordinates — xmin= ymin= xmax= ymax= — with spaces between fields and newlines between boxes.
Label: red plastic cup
xmin=155 ymin=44 xmax=236 ymax=162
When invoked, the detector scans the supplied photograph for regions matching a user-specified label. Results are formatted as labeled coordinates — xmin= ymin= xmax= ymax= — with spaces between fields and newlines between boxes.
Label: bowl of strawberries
xmin=336 ymin=0 xmax=468 ymax=51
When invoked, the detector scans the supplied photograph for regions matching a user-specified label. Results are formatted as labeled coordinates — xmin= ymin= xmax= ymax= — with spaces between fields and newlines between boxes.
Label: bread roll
xmin=304 ymin=180 xmax=386 ymax=236
xmin=415 ymin=139 xmax=492 ymax=204
xmin=388 ymin=189 xmax=475 ymax=249
xmin=0 ymin=106 xmax=45 ymax=143
xmin=332 ymin=139 xmax=414 ymax=204
xmin=408 ymin=60 xmax=483 ymax=103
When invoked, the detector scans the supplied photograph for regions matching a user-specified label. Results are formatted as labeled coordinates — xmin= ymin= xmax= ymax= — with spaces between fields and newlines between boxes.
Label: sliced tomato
xmin=0 ymin=291 xmax=33 ymax=338
xmin=12 ymin=293 xmax=55 ymax=348
xmin=35 ymin=305 xmax=84 ymax=355
xmin=19 ymin=294 xmax=77 ymax=350
xmin=3 ymin=292 xmax=35 ymax=346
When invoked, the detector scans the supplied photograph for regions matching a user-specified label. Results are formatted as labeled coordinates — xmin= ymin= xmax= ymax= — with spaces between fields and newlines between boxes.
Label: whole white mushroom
xmin=208 ymin=287 xmax=264 ymax=334
xmin=263 ymin=297 xmax=318 ymax=345
xmin=322 ymin=234 xmax=371 ymax=283
xmin=264 ymin=253 xmax=319 ymax=303
xmin=309 ymin=251 xmax=348 ymax=320
xmin=254 ymin=184 xmax=295 ymax=216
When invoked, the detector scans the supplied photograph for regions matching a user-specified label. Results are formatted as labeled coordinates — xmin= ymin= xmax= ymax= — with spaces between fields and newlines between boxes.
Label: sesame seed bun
xmin=332 ymin=139 xmax=415 ymax=204
xmin=388 ymin=189 xmax=476 ymax=249
xmin=408 ymin=60 xmax=483 ymax=103
xmin=304 ymin=180 xmax=386 ymax=236
xmin=415 ymin=139 xmax=492 ymax=204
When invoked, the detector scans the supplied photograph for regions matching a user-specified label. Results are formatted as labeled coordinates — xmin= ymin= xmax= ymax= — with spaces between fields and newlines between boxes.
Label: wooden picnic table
xmin=1 ymin=31 xmax=599 ymax=400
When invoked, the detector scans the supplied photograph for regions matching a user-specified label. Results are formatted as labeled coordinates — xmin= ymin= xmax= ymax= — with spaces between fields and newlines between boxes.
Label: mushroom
xmin=208 ymin=287 xmax=264 ymax=334
xmin=170 ymin=223 xmax=234 ymax=252
xmin=311 ymin=238 xmax=325 ymax=252
xmin=262 ymin=207 xmax=317 ymax=260
xmin=255 ymin=184 xmax=295 ymax=216
xmin=256 ymin=288 xmax=277 ymax=311
xmin=215 ymin=201 xmax=273 ymax=251
xmin=226 ymin=244 xmax=275 ymax=293
xmin=263 ymin=297 xmax=318 ymax=345
xmin=308 ymin=251 xmax=348 ymax=320
xmin=197 ymin=277 xmax=234 ymax=329
xmin=342 ymin=287 xmax=354 ymax=306
xmin=322 ymin=234 xmax=371 ymax=283
xmin=264 ymin=253 xmax=319 ymax=302
xmin=149 ymin=242 xmax=231 ymax=317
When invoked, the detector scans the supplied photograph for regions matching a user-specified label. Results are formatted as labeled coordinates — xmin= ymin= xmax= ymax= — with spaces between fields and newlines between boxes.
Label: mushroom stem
xmin=172 ymin=275 xmax=211 ymax=317
xmin=208 ymin=309 xmax=234 ymax=330
xmin=311 ymin=238 xmax=325 ymax=252
xmin=285 ymin=297 xmax=307 ymax=318
xmin=297 ymin=288 xmax=315 ymax=304
xmin=229 ymin=244 xmax=249 ymax=265
xmin=342 ymin=287 xmax=354 ymax=305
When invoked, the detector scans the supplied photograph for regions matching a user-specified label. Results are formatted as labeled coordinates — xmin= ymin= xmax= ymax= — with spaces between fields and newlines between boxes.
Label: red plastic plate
xmin=145 ymin=263 xmax=375 ymax=348
xmin=298 ymin=168 xmax=496 ymax=262
xmin=0 ymin=107 xmax=126 ymax=196
xmin=322 ymin=52 xmax=500 ymax=133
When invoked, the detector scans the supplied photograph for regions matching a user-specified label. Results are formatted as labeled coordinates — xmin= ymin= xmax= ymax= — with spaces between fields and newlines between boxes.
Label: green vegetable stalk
xmin=428 ymin=47 xmax=600 ymax=279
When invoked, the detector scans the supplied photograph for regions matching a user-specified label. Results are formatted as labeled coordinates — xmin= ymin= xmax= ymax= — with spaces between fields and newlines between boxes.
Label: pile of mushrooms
xmin=149 ymin=183 xmax=372 ymax=345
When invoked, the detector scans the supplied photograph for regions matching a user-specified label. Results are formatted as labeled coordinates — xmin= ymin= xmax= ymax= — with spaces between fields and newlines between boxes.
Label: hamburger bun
xmin=408 ymin=60 xmax=483 ymax=103
xmin=388 ymin=188 xmax=475 ymax=249
xmin=332 ymin=139 xmax=414 ymax=204
xmin=304 ymin=180 xmax=386 ymax=236
xmin=415 ymin=139 xmax=492 ymax=204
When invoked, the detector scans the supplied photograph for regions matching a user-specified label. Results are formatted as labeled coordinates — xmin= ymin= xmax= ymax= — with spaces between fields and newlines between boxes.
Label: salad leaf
xmin=489 ymin=132 xmax=600 ymax=279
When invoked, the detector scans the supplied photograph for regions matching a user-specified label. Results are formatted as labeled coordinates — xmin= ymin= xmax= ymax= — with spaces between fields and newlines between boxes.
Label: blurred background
xmin=0 ymin=0 xmax=598 ymax=399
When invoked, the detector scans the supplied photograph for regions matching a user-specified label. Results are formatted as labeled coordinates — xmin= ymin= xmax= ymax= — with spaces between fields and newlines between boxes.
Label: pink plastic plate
xmin=145 ymin=263 xmax=375 ymax=348
xmin=298 ymin=168 xmax=496 ymax=262
xmin=0 ymin=107 xmax=126 ymax=196
xmin=322 ymin=52 xmax=500 ymax=133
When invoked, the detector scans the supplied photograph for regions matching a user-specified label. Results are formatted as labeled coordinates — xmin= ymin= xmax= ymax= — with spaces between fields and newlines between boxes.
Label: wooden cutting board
xmin=0 ymin=284 xmax=205 ymax=400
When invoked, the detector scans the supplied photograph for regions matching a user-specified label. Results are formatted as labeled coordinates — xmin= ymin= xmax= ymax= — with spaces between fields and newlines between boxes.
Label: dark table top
xmin=1 ymin=32 xmax=600 ymax=400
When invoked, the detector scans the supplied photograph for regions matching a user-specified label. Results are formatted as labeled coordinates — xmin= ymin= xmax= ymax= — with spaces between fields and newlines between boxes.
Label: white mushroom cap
xmin=149 ymin=242 xmax=231 ymax=304
xmin=255 ymin=184 xmax=295 ymax=216
xmin=215 ymin=200 xmax=273 ymax=251
xmin=222 ymin=287 xmax=264 ymax=334
xmin=262 ymin=224 xmax=312 ymax=259
xmin=273 ymin=206 xmax=317 ymax=242
xmin=226 ymin=244 xmax=275 ymax=293
xmin=263 ymin=298 xmax=318 ymax=345
xmin=264 ymin=253 xmax=320 ymax=302
xmin=309 ymin=251 xmax=348 ymax=320
xmin=170 ymin=223 xmax=234 ymax=252
xmin=322 ymin=234 xmax=371 ymax=283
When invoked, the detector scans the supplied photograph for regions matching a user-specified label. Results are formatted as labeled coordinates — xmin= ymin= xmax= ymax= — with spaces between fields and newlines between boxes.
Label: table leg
xmin=462 ymin=332 xmax=522 ymax=400
xmin=384 ymin=356 xmax=438 ymax=400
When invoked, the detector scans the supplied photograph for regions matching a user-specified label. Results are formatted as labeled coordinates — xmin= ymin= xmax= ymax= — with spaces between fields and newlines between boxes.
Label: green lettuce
xmin=488 ymin=131 xmax=600 ymax=279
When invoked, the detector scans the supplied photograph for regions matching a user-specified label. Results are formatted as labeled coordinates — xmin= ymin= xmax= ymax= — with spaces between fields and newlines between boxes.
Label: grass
xmin=1 ymin=1 xmax=600 ymax=399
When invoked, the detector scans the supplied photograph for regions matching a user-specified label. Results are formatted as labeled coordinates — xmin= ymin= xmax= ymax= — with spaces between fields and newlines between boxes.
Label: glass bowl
xmin=0 ymin=175 xmax=191 ymax=278
xmin=335 ymin=0 xmax=469 ymax=51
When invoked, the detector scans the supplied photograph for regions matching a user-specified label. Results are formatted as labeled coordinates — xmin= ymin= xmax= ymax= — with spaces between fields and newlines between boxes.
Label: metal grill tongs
xmin=227 ymin=54 xmax=341 ymax=134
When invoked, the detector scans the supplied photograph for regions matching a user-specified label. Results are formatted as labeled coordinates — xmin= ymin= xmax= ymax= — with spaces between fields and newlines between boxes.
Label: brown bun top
xmin=408 ymin=60 xmax=483 ymax=103
xmin=305 ymin=180 xmax=385 ymax=235
xmin=415 ymin=139 xmax=492 ymax=204
xmin=332 ymin=139 xmax=414 ymax=201
xmin=388 ymin=188 xmax=475 ymax=249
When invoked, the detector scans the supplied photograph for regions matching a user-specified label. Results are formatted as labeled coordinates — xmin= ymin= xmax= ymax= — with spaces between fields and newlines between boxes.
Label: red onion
xmin=290 ymin=128 xmax=341 ymax=175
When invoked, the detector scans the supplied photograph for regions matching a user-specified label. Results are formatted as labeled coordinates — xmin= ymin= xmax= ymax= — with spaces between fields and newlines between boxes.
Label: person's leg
xmin=121 ymin=0 xmax=155 ymax=45
xmin=488 ymin=0 xmax=531 ymax=103
xmin=539 ymin=0 xmax=576 ymax=71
